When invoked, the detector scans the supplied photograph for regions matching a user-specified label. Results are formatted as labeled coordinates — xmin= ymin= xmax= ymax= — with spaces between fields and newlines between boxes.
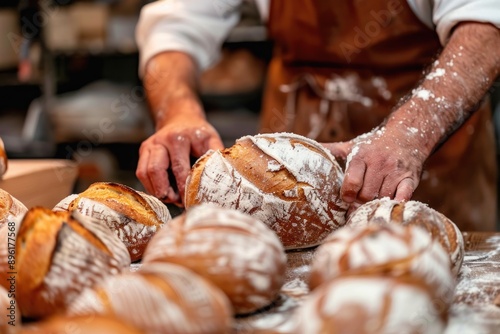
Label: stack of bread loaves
xmin=54 ymin=182 xmax=172 ymax=262
xmin=290 ymin=199 xmax=463 ymax=333
xmin=14 ymin=207 xmax=131 ymax=318
xmin=185 ymin=132 xmax=348 ymax=249
xmin=142 ymin=204 xmax=287 ymax=315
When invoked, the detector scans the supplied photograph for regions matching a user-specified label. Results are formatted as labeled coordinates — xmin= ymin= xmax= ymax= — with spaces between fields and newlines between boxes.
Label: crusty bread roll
xmin=0 ymin=137 xmax=7 ymax=177
xmin=295 ymin=276 xmax=447 ymax=334
xmin=142 ymin=204 xmax=287 ymax=314
xmin=185 ymin=132 xmax=348 ymax=249
xmin=346 ymin=198 xmax=464 ymax=276
xmin=1 ymin=285 xmax=20 ymax=333
xmin=20 ymin=315 xmax=144 ymax=334
xmin=54 ymin=182 xmax=171 ymax=262
xmin=309 ymin=224 xmax=455 ymax=305
xmin=0 ymin=188 xmax=28 ymax=228
xmin=15 ymin=208 xmax=130 ymax=318
xmin=68 ymin=262 xmax=232 ymax=334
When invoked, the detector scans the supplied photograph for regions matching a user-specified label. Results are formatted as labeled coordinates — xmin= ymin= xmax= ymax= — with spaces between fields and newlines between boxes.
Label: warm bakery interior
xmin=1 ymin=1 xmax=500 ymax=333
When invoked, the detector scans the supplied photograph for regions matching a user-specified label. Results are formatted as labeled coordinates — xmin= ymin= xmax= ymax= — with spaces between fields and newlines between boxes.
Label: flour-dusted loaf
xmin=54 ymin=182 xmax=171 ymax=262
xmin=295 ymin=276 xmax=447 ymax=334
xmin=346 ymin=198 xmax=464 ymax=276
xmin=309 ymin=224 xmax=455 ymax=305
xmin=19 ymin=315 xmax=144 ymax=334
xmin=185 ymin=132 xmax=348 ymax=249
xmin=0 ymin=137 xmax=7 ymax=177
xmin=1 ymin=285 xmax=20 ymax=333
xmin=15 ymin=208 xmax=130 ymax=318
xmin=68 ymin=262 xmax=233 ymax=334
xmin=142 ymin=204 xmax=287 ymax=314
xmin=0 ymin=188 xmax=28 ymax=228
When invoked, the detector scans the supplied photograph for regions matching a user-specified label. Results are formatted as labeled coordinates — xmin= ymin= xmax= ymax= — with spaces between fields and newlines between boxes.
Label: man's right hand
xmin=136 ymin=113 xmax=223 ymax=206
xmin=136 ymin=52 xmax=224 ymax=206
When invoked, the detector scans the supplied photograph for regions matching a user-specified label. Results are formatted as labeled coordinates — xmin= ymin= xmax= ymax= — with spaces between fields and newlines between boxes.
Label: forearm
xmin=386 ymin=22 xmax=500 ymax=158
xmin=143 ymin=51 xmax=205 ymax=130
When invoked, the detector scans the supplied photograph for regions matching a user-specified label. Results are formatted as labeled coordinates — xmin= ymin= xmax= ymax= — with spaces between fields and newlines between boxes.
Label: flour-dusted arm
xmin=325 ymin=21 xmax=500 ymax=205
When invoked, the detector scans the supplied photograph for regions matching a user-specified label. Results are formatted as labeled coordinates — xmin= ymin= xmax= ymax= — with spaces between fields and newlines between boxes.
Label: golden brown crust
xmin=70 ymin=182 xmax=163 ymax=227
xmin=16 ymin=207 xmax=64 ymax=294
xmin=15 ymin=208 xmax=130 ymax=318
xmin=184 ymin=152 xmax=214 ymax=206
xmin=185 ymin=133 xmax=347 ymax=249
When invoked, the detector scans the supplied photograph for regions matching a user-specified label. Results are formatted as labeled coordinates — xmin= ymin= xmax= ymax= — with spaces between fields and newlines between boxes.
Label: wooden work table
xmin=233 ymin=232 xmax=500 ymax=334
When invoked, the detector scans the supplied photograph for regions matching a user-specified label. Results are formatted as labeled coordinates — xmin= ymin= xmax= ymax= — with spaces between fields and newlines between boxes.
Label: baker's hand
xmin=323 ymin=125 xmax=428 ymax=206
xmin=136 ymin=114 xmax=223 ymax=206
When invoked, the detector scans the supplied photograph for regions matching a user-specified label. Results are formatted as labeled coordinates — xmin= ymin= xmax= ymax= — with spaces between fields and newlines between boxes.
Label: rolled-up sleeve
xmin=136 ymin=0 xmax=243 ymax=77
xmin=410 ymin=0 xmax=500 ymax=45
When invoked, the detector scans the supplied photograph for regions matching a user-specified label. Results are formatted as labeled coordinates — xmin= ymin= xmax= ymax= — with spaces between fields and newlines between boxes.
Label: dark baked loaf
xmin=142 ymin=204 xmax=287 ymax=314
xmin=346 ymin=198 xmax=464 ymax=276
xmin=15 ymin=208 xmax=130 ymax=318
xmin=185 ymin=132 xmax=348 ymax=249
xmin=68 ymin=262 xmax=233 ymax=334
xmin=54 ymin=182 xmax=171 ymax=262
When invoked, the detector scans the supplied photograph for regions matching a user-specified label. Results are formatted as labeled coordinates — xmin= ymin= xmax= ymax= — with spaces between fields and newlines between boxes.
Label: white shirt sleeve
xmin=135 ymin=0 xmax=243 ymax=77
xmin=408 ymin=0 xmax=500 ymax=45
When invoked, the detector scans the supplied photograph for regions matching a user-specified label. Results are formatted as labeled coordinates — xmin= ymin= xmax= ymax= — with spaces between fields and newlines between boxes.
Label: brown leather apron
xmin=261 ymin=0 xmax=497 ymax=231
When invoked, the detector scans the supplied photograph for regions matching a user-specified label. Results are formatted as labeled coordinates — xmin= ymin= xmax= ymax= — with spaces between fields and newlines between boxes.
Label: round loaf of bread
xmin=15 ymin=208 xmax=130 ymax=318
xmin=54 ymin=182 xmax=171 ymax=262
xmin=142 ymin=204 xmax=287 ymax=314
xmin=346 ymin=198 xmax=464 ymax=276
xmin=295 ymin=276 xmax=447 ymax=334
xmin=309 ymin=224 xmax=455 ymax=305
xmin=185 ymin=132 xmax=348 ymax=249
xmin=0 ymin=137 xmax=7 ymax=177
xmin=1 ymin=285 xmax=20 ymax=333
xmin=0 ymin=188 xmax=28 ymax=228
xmin=20 ymin=315 xmax=144 ymax=334
xmin=68 ymin=262 xmax=232 ymax=334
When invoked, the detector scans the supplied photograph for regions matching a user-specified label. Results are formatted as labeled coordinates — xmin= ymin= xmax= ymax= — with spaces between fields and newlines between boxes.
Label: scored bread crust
xmin=185 ymin=133 xmax=348 ymax=249
xmin=142 ymin=204 xmax=287 ymax=315
xmin=296 ymin=275 xmax=447 ymax=334
xmin=308 ymin=224 xmax=455 ymax=305
xmin=69 ymin=182 xmax=164 ymax=227
xmin=57 ymin=182 xmax=171 ymax=262
xmin=15 ymin=208 xmax=130 ymax=318
xmin=346 ymin=198 xmax=464 ymax=276
xmin=68 ymin=262 xmax=233 ymax=334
